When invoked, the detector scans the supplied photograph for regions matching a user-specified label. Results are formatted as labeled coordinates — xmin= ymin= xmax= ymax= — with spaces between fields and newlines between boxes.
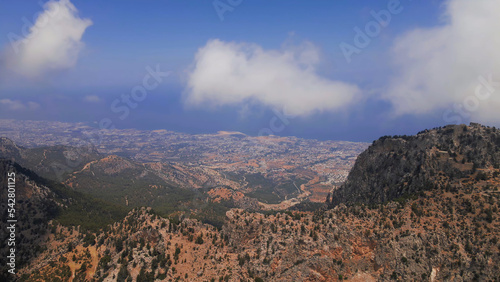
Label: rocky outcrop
xmin=330 ymin=123 xmax=500 ymax=206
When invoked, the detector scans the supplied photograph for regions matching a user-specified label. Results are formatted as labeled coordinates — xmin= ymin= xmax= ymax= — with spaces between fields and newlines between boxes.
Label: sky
xmin=0 ymin=0 xmax=499 ymax=142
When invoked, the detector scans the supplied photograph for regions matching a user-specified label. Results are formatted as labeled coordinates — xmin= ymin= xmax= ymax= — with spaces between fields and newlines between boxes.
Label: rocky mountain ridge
xmin=330 ymin=123 xmax=500 ymax=206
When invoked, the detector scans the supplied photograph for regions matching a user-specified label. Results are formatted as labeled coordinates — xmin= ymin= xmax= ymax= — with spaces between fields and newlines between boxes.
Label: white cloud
xmin=27 ymin=101 xmax=40 ymax=110
xmin=385 ymin=0 xmax=500 ymax=123
xmin=4 ymin=0 xmax=92 ymax=77
xmin=84 ymin=95 xmax=101 ymax=102
xmin=185 ymin=39 xmax=360 ymax=116
xmin=0 ymin=99 xmax=40 ymax=111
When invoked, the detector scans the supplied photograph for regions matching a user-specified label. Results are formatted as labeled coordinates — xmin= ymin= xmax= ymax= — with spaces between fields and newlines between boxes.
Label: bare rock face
xmin=330 ymin=123 xmax=500 ymax=206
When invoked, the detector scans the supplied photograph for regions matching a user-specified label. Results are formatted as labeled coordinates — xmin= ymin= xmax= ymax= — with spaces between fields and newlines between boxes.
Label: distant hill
xmin=0 ymin=139 xmax=245 ymax=226
xmin=0 ymin=119 xmax=369 ymax=209
xmin=63 ymin=154 xmax=193 ymax=209
xmin=0 ymin=138 xmax=307 ymax=215
xmin=0 ymin=137 xmax=100 ymax=180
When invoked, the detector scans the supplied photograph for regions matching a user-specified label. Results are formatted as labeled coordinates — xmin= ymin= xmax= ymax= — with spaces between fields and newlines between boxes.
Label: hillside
xmin=329 ymin=123 xmax=500 ymax=206
xmin=0 ymin=159 xmax=127 ymax=281
xmin=2 ymin=123 xmax=499 ymax=281
xmin=0 ymin=137 xmax=101 ymax=180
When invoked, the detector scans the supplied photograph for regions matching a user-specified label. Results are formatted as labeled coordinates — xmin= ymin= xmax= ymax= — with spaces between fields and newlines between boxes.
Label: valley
xmin=0 ymin=119 xmax=368 ymax=210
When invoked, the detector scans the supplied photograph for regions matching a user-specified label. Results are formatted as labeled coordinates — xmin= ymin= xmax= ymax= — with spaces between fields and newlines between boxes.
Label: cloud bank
xmin=84 ymin=95 xmax=101 ymax=102
xmin=386 ymin=0 xmax=500 ymax=123
xmin=185 ymin=39 xmax=360 ymax=116
xmin=5 ymin=0 xmax=92 ymax=77
xmin=0 ymin=99 xmax=40 ymax=111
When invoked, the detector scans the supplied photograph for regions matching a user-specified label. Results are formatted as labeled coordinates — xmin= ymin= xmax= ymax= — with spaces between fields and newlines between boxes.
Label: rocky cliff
xmin=330 ymin=123 xmax=500 ymax=206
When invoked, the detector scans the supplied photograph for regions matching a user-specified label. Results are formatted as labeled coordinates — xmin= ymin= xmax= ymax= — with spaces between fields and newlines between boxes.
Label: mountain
xmin=0 ymin=159 xmax=127 ymax=281
xmin=329 ymin=123 xmax=500 ymax=206
xmin=0 ymin=137 xmax=101 ymax=180
xmin=220 ymin=123 xmax=500 ymax=281
xmin=0 ymin=138 xmax=260 ymax=231
xmin=0 ymin=137 xmax=23 ymax=160
xmin=63 ymin=154 xmax=193 ymax=209
xmin=2 ymin=124 xmax=499 ymax=281
xmin=0 ymin=138 xmax=237 ymax=213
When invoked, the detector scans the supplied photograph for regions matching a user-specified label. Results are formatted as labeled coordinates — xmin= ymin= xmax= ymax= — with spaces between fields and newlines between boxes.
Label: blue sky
xmin=1 ymin=0 xmax=498 ymax=142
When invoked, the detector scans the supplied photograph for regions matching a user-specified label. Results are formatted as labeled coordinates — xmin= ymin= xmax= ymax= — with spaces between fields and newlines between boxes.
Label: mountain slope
xmin=0 ymin=137 xmax=101 ymax=180
xmin=0 ymin=159 xmax=127 ymax=281
xmin=329 ymin=123 xmax=500 ymax=206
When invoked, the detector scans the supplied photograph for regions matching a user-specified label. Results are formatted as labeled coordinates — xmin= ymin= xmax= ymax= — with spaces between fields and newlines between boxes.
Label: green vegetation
xmin=244 ymin=173 xmax=306 ymax=204
xmin=66 ymin=165 xmax=194 ymax=208
xmin=195 ymin=234 xmax=204 ymax=244
xmin=11 ymin=161 xmax=128 ymax=231
xmin=191 ymin=200 xmax=234 ymax=230
xmin=6 ymin=145 xmax=100 ymax=180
